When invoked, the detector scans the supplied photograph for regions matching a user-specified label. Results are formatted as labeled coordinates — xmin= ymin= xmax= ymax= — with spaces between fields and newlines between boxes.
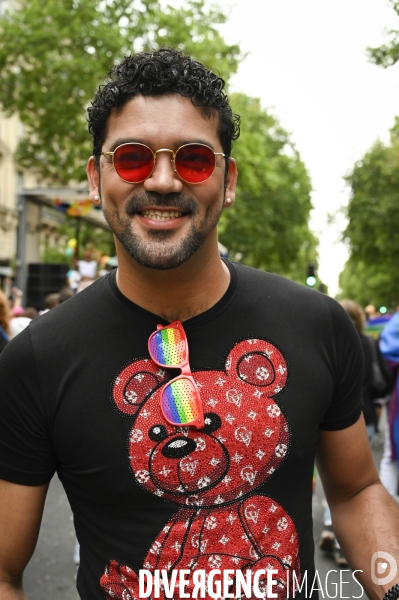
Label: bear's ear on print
xmin=112 ymin=358 xmax=169 ymax=416
xmin=225 ymin=339 xmax=288 ymax=397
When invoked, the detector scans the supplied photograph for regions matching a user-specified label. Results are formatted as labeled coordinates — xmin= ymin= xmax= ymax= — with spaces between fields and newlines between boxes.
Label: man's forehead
xmin=112 ymin=92 xmax=216 ymax=115
xmin=106 ymin=94 xmax=220 ymax=139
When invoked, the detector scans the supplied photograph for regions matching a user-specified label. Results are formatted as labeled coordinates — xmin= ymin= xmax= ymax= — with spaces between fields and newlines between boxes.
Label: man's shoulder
xmin=232 ymin=261 xmax=349 ymax=335
xmin=234 ymin=261 xmax=306 ymax=290
xmin=234 ymin=261 xmax=336 ymax=304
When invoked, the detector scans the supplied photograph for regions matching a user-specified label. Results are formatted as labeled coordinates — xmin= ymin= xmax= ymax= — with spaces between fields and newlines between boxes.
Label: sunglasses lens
xmin=161 ymin=378 xmax=200 ymax=425
xmin=113 ymin=144 xmax=154 ymax=182
xmin=175 ymin=144 xmax=216 ymax=183
xmin=149 ymin=326 xmax=187 ymax=367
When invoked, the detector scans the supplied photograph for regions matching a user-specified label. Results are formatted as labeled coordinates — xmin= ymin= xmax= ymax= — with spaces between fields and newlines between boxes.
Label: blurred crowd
xmin=0 ymin=246 xmax=117 ymax=355
xmin=319 ymin=299 xmax=399 ymax=567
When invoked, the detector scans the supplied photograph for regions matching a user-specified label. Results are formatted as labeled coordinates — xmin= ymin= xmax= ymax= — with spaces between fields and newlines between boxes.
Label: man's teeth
xmin=142 ymin=210 xmax=183 ymax=221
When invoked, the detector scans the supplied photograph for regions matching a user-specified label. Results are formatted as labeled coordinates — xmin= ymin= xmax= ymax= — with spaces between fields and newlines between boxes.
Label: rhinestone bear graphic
xmin=101 ymin=339 xmax=300 ymax=599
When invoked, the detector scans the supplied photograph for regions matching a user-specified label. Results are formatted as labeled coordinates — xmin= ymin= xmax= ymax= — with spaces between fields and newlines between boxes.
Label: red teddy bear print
xmin=101 ymin=338 xmax=300 ymax=599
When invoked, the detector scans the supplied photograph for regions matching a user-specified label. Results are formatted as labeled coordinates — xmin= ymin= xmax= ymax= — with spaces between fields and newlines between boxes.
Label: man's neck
xmin=115 ymin=241 xmax=231 ymax=323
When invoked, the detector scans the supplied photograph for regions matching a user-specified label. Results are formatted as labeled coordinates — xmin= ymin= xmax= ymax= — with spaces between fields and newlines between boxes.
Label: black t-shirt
xmin=0 ymin=337 xmax=8 ymax=355
xmin=0 ymin=261 xmax=363 ymax=600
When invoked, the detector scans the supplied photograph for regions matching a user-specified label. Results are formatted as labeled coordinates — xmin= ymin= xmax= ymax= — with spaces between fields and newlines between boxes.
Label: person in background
xmin=365 ymin=304 xmax=378 ymax=320
xmin=59 ymin=288 xmax=75 ymax=304
xmin=39 ymin=293 xmax=60 ymax=315
xmin=340 ymin=299 xmax=387 ymax=441
xmin=10 ymin=308 xmax=38 ymax=339
xmin=379 ymin=312 xmax=399 ymax=497
xmin=98 ymin=255 xmax=112 ymax=278
xmin=9 ymin=290 xmax=33 ymax=339
xmin=11 ymin=306 xmax=24 ymax=318
xmin=76 ymin=247 xmax=100 ymax=292
xmin=9 ymin=313 xmax=31 ymax=339
xmin=364 ymin=303 xmax=391 ymax=340
xmin=66 ymin=267 xmax=81 ymax=294
xmin=0 ymin=290 xmax=11 ymax=354
xmin=10 ymin=286 xmax=23 ymax=307
xmin=23 ymin=307 xmax=38 ymax=320
xmin=319 ymin=298 xmax=391 ymax=566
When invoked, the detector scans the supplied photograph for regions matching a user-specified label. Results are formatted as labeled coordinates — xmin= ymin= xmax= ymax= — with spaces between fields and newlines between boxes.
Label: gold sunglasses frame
xmin=101 ymin=142 xmax=225 ymax=185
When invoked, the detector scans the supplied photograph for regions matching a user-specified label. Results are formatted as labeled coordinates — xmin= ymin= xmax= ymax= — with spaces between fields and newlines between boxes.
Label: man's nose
xmin=143 ymin=150 xmax=183 ymax=195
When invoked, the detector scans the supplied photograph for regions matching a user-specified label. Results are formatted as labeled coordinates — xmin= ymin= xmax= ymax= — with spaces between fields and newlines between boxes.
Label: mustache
xmin=125 ymin=192 xmax=199 ymax=216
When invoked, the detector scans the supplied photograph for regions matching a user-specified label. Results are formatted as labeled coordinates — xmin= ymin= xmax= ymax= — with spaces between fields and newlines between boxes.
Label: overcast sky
xmin=216 ymin=0 xmax=399 ymax=297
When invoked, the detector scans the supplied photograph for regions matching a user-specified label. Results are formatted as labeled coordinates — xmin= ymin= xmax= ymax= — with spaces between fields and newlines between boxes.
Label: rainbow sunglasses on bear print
xmin=148 ymin=321 xmax=204 ymax=429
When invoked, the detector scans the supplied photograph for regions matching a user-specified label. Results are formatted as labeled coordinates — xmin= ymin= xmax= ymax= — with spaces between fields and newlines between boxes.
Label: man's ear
xmin=87 ymin=156 xmax=101 ymax=205
xmin=224 ymin=157 xmax=238 ymax=207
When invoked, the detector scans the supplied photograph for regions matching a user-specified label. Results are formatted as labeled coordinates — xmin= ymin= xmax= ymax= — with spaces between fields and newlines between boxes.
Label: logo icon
xmin=371 ymin=551 xmax=397 ymax=585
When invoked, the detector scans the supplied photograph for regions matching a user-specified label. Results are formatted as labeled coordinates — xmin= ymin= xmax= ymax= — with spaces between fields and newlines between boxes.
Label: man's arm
xmin=317 ymin=416 xmax=399 ymax=600
xmin=0 ymin=479 xmax=48 ymax=599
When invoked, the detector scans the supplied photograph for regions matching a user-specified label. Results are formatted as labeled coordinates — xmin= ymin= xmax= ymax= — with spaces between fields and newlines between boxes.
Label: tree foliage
xmin=341 ymin=119 xmax=399 ymax=308
xmin=219 ymin=93 xmax=317 ymax=280
xmin=339 ymin=2 xmax=399 ymax=306
xmin=338 ymin=258 xmax=395 ymax=308
xmin=40 ymin=216 xmax=116 ymax=265
xmin=0 ymin=0 xmax=242 ymax=183
xmin=0 ymin=0 xmax=318 ymax=279
xmin=367 ymin=0 xmax=399 ymax=67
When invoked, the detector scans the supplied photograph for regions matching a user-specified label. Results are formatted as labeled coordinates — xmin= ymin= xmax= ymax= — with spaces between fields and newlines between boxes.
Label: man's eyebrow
xmin=174 ymin=139 xmax=217 ymax=150
xmin=106 ymin=138 xmax=140 ymax=153
xmin=105 ymin=138 xmax=218 ymax=153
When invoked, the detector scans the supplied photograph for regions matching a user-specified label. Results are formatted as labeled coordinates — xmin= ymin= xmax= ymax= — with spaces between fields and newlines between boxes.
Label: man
xmin=0 ymin=48 xmax=399 ymax=600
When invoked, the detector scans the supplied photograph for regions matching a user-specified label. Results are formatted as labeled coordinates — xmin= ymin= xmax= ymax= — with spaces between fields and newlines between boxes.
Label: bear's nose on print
xmin=161 ymin=436 xmax=197 ymax=459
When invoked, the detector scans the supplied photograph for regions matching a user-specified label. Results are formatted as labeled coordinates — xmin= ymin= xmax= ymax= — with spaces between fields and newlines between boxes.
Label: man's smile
xmin=136 ymin=207 xmax=188 ymax=223
xmin=139 ymin=209 xmax=185 ymax=221
xmin=134 ymin=207 xmax=190 ymax=230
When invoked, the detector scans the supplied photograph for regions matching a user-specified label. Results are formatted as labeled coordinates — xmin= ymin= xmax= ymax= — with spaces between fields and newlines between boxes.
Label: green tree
xmin=342 ymin=120 xmax=399 ymax=308
xmin=219 ymin=93 xmax=317 ymax=280
xmin=0 ymin=0 xmax=242 ymax=183
xmin=40 ymin=216 xmax=116 ymax=264
xmin=338 ymin=258 xmax=395 ymax=308
xmin=283 ymin=233 xmax=321 ymax=287
xmin=338 ymin=3 xmax=399 ymax=307
xmin=367 ymin=0 xmax=399 ymax=67
xmin=0 ymin=0 xmax=318 ymax=278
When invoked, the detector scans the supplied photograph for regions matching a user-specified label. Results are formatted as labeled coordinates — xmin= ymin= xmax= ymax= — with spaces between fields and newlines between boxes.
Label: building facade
xmin=0 ymin=109 xmax=108 ymax=295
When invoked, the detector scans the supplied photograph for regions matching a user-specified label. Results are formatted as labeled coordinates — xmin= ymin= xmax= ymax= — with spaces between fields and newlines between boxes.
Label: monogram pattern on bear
xmin=101 ymin=338 xmax=300 ymax=599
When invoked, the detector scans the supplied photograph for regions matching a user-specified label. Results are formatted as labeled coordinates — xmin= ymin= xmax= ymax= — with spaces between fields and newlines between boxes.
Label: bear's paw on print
xmin=101 ymin=338 xmax=300 ymax=600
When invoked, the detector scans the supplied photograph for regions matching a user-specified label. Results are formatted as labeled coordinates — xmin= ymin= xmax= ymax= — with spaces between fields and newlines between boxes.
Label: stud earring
xmin=225 ymin=197 xmax=232 ymax=205
xmin=94 ymin=195 xmax=100 ymax=202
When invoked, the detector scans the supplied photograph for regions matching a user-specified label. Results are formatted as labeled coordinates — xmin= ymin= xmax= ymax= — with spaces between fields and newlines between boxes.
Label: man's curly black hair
xmin=87 ymin=47 xmax=240 ymax=168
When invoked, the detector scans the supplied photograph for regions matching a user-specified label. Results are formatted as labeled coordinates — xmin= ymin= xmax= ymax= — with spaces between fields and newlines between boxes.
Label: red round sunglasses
xmin=101 ymin=142 xmax=225 ymax=185
xmin=148 ymin=321 xmax=204 ymax=429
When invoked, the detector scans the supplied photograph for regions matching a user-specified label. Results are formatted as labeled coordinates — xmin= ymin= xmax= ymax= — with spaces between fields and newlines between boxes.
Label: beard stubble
xmin=101 ymin=190 xmax=223 ymax=270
